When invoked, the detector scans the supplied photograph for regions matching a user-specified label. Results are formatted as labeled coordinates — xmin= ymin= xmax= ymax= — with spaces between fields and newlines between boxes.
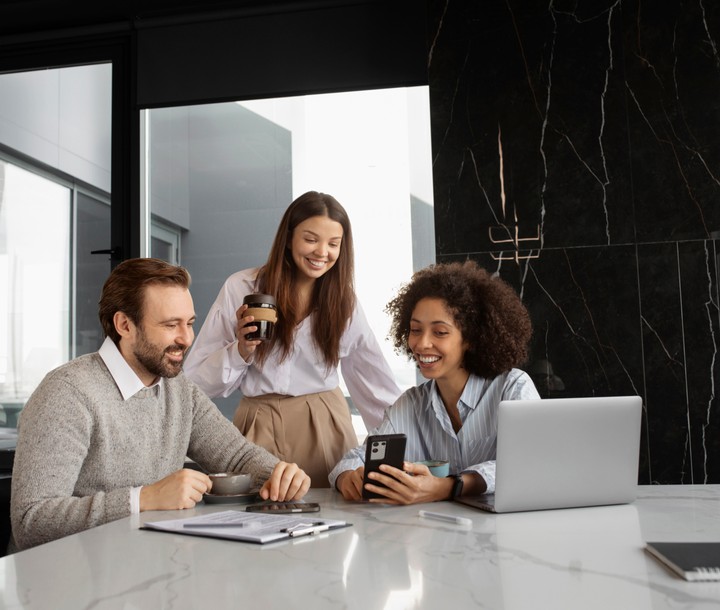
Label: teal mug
xmin=415 ymin=460 xmax=450 ymax=477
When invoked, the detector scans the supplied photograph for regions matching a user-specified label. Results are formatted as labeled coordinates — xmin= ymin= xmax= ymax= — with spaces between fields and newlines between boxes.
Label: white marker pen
xmin=418 ymin=510 xmax=472 ymax=526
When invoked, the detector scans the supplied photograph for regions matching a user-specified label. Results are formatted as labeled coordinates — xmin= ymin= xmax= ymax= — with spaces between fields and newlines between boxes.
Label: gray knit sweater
xmin=10 ymin=352 xmax=278 ymax=550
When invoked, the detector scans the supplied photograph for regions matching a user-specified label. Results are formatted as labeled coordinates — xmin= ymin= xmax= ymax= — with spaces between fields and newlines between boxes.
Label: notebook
xmin=645 ymin=542 xmax=720 ymax=581
xmin=455 ymin=395 xmax=642 ymax=513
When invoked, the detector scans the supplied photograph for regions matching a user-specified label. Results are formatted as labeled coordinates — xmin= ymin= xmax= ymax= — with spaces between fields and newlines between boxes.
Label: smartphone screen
xmin=362 ymin=433 xmax=407 ymax=500
xmin=245 ymin=502 xmax=321 ymax=514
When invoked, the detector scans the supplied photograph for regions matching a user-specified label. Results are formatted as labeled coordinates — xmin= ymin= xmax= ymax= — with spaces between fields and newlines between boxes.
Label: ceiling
xmin=0 ymin=0 xmax=353 ymax=39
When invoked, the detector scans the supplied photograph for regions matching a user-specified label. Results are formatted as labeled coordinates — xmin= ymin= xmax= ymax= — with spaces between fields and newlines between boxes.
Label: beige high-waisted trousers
xmin=233 ymin=387 xmax=357 ymax=487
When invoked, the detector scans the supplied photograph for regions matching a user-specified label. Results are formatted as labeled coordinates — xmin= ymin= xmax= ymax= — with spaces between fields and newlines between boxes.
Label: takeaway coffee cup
xmin=243 ymin=293 xmax=278 ymax=340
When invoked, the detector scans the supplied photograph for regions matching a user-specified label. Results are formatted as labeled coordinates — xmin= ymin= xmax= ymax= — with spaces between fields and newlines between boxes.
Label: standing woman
xmin=184 ymin=191 xmax=402 ymax=486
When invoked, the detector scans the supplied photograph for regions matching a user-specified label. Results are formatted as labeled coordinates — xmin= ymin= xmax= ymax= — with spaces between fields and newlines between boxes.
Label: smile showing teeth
xmin=417 ymin=355 xmax=440 ymax=364
xmin=307 ymin=259 xmax=326 ymax=269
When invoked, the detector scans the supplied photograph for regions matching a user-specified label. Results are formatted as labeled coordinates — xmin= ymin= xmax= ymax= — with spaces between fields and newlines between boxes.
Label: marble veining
xmin=428 ymin=0 xmax=720 ymax=484
xmin=1 ymin=487 xmax=718 ymax=609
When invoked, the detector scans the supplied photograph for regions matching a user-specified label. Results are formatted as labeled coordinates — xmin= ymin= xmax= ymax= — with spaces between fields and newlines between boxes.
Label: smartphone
xmin=362 ymin=433 xmax=407 ymax=500
xmin=245 ymin=502 xmax=321 ymax=514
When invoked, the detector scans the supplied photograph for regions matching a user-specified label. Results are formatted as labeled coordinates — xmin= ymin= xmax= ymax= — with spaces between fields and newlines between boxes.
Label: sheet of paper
xmin=142 ymin=509 xmax=349 ymax=544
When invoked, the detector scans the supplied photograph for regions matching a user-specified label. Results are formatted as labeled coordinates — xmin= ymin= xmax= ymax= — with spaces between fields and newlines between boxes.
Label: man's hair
xmin=98 ymin=257 xmax=191 ymax=344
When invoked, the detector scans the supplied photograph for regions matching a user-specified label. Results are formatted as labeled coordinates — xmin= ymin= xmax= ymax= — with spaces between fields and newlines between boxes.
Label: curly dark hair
xmin=385 ymin=260 xmax=532 ymax=378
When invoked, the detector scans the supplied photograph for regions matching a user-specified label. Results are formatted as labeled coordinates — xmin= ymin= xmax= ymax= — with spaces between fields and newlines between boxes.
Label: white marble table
xmin=0 ymin=485 xmax=719 ymax=609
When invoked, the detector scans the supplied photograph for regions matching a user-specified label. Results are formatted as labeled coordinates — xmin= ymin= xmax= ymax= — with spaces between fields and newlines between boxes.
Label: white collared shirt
xmin=183 ymin=267 xmax=401 ymax=429
xmin=98 ymin=337 xmax=161 ymax=400
xmin=98 ymin=337 xmax=161 ymax=514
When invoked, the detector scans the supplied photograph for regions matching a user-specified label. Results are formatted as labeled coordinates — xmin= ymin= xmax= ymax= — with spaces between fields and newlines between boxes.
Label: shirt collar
xmin=459 ymin=374 xmax=483 ymax=410
xmin=428 ymin=374 xmax=483 ymax=415
xmin=98 ymin=336 xmax=161 ymax=401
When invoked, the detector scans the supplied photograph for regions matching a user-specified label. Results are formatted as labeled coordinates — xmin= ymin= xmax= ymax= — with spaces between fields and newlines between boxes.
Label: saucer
xmin=203 ymin=491 xmax=259 ymax=505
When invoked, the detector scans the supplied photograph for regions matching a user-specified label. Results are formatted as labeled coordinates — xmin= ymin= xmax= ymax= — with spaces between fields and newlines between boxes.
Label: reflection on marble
xmin=0 ymin=488 xmax=719 ymax=609
xmin=493 ymin=505 xmax=652 ymax=609
xmin=428 ymin=0 xmax=720 ymax=484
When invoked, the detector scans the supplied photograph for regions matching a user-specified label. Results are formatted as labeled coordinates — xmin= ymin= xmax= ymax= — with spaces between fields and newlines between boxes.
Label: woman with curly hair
xmin=329 ymin=260 xmax=539 ymax=504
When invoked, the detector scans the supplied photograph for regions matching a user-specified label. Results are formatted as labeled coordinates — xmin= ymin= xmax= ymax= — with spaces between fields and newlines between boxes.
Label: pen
xmin=286 ymin=524 xmax=330 ymax=538
xmin=281 ymin=521 xmax=324 ymax=532
xmin=418 ymin=510 xmax=472 ymax=526
xmin=183 ymin=522 xmax=248 ymax=529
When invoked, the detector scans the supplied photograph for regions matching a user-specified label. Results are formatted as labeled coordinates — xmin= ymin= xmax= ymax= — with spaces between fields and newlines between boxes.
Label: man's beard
xmin=133 ymin=329 xmax=187 ymax=379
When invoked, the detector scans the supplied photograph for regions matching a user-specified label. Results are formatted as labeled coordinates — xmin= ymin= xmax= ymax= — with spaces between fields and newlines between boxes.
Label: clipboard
xmin=142 ymin=509 xmax=352 ymax=544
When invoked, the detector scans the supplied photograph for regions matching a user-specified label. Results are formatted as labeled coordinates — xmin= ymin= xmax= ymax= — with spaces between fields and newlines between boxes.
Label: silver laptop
xmin=456 ymin=395 xmax=642 ymax=513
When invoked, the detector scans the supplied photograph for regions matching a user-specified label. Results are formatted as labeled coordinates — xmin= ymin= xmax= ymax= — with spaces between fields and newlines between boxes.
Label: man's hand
xmin=139 ymin=468 xmax=212 ymax=512
xmin=258 ymin=462 xmax=311 ymax=501
xmin=336 ymin=467 xmax=365 ymax=501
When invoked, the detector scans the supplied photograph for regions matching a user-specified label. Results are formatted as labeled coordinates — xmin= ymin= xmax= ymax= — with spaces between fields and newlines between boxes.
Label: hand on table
xmin=259 ymin=461 xmax=311 ymax=502
xmin=140 ymin=468 xmax=212 ymax=511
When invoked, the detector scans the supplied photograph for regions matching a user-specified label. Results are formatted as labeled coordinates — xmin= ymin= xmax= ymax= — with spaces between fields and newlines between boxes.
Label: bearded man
xmin=10 ymin=258 xmax=310 ymax=551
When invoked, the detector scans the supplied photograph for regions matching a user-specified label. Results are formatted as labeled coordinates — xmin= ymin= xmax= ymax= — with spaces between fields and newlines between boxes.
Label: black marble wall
xmin=428 ymin=0 xmax=720 ymax=484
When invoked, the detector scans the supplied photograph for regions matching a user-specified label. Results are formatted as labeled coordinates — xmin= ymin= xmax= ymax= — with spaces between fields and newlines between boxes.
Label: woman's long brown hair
xmin=254 ymin=191 xmax=355 ymax=369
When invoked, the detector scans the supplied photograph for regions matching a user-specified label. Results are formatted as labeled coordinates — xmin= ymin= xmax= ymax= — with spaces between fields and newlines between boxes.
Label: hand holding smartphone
xmin=362 ymin=433 xmax=407 ymax=500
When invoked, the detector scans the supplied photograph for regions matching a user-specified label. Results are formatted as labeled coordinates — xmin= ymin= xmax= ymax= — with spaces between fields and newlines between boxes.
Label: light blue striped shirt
xmin=328 ymin=369 xmax=539 ymax=493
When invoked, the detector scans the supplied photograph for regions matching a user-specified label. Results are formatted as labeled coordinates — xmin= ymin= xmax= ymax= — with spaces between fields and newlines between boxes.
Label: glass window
xmin=0 ymin=63 xmax=112 ymax=428
xmin=0 ymin=162 xmax=70 ymax=426
xmin=142 ymin=86 xmax=435 ymax=438
xmin=151 ymin=221 xmax=181 ymax=265
xmin=74 ymin=190 xmax=111 ymax=357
